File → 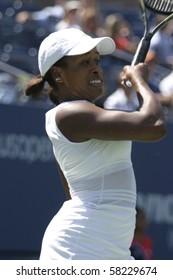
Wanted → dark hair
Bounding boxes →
[25,57,67,105]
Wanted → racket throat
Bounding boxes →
[132,33,152,65]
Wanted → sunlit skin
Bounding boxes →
[45,51,167,143]
[52,48,104,103]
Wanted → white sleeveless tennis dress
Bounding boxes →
[40,101,136,260]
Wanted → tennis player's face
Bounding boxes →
[61,48,104,101]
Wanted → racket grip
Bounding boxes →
[125,34,152,88]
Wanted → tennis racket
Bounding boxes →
[126,0,173,87]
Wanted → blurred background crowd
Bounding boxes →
[1,0,173,119]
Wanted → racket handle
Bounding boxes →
[125,33,152,88]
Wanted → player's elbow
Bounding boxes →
[147,118,167,142]
[138,113,167,142]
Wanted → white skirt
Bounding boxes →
[39,197,135,260]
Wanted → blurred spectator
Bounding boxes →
[80,0,98,8]
[104,13,137,54]
[130,207,153,260]
[0,72,17,104]
[15,0,65,23]
[103,73,139,112]
[145,15,173,69]
[15,0,66,32]
[0,70,29,105]
[156,71,173,117]
[80,6,105,37]
[159,71,173,102]
[55,1,81,31]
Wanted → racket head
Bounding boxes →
[145,0,173,15]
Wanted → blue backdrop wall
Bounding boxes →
[0,104,172,259]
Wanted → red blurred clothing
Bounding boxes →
[131,208,153,260]
[131,234,153,260]
[114,37,129,51]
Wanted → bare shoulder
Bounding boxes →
[55,101,100,123]
[55,101,102,142]
[58,100,98,112]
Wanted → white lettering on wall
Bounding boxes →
[137,192,173,225]
[0,133,54,163]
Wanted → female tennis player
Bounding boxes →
[25,28,166,260]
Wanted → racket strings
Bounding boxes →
[145,0,173,13]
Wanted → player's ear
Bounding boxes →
[51,66,63,83]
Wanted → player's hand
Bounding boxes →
[121,63,149,89]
